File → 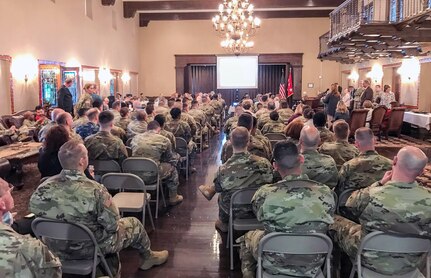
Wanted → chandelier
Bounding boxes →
[212,0,261,55]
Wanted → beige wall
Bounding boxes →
[0,0,139,112]
[138,18,340,96]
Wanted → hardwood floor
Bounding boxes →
[120,133,243,277]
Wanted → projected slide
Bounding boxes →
[217,56,258,89]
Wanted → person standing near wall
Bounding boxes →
[57,78,74,116]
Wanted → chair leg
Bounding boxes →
[99,255,114,278]
[185,156,189,180]
[229,224,234,270]
[349,264,356,278]
[146,202,155,231]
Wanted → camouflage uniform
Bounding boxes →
[164,119,196,153]
[110,110,121,125]
[84,130,128,169]
[254,133,273,159]
[160,129,176,150]
[111,126,126,142]
[127,120,148,138]
[29,170,153,276]
[76,121,100,140]
[188,108,209,143]
[336,150,392,194]
[261,121,286,135]
[74,92,93,116]
[257,111,274,130]
[0,223,62,278]
[301,150,338,189]
[277,108,294,123]
[210,99,223,115]
[221,135,272,163]
[239,174,335,277]
[214,152,273,223]
[130,131,179,196]
[201,103,217,127]
[331,180,431,275]
[318,140,359,170]
[72,117,89,130]
[224,115,238,137]
[155,106,169,116]
[316,126,335,144]
[117,117,131,131]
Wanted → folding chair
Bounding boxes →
[195,123,203,153]
[122,157,166,219]
[257,232,333,278]
[89,160,122,182]
[32,217,114,278]
[228,188,264,270]
[265,133,287,151]
[336,188,355,215]
[175,137,189,180]
[101,173,155,230]
[352,231,431,278]
[126,146,133,157]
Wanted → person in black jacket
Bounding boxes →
[322,83,341,124]
[38,125,93,179]
[57,78,74,115]
[360,80,374,107]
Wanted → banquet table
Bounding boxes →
[403,111,431,131]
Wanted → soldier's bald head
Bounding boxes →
[300,126,320,149]
[396,146,428,178]
[58,140,88,170]
[231,127,249,150]
[273,141,302,171]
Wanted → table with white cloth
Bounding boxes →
[403,111,431,130]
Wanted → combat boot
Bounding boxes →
[169,194,183,206]
[140,250,169,270]
[198,184,216,201]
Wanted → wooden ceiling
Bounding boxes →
[121,0,344,27]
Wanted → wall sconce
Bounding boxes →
[348,69,359,83]
[121,72,131,83]
[366,64,384,84]
[10,54,38,83]
[397,57,420,83]
[98,67,113,84]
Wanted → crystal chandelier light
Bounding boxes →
[212,0,261,55]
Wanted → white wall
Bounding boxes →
[0,0,139,111]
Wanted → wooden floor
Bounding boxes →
[120,133,242,278]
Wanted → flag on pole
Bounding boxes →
[278,69,286,99]
[287,64,294,98]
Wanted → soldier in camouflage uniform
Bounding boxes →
[85,111,128,170]
[335,127,392,195]
[319,120,359,169]
[72,108,89,129]
[56,112,83,142]
[201,95,218,130]
[313,112,335,144]
[165,108,196,154]
[221,114,272,163]
[38,108,64,142]
[110,101,122,125]
[179,101,197,137]
[239,141,335,278]
[198,127,273,232]
[131,121,183,205]
[331,146,431,276]
[299,125,338,189]
[127,110,148,138]
[154,114,177,150]
[209,94,223,126]
[76,108,100,140]
[261,111,286,135]
[257,102,277,130]
[145,103,156,123]
[29,141,168,276]
[252,117,273,158]
[277,100,294,123]
[189,100,210,146]
[73,83,94,117]
[117,107,131,131]
[224,105,243,137]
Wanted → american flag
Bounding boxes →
[278,70,286,99]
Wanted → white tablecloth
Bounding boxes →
[403,111,431,130]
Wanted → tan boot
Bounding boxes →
[198,184,216,201]
[169,194,183,206]
[215,219,228,233]
[140,250,169,270]
[242,270,255,278]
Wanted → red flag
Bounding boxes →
[278,70,286,99]
[287,66,294,98]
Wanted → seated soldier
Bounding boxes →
[313,112,335,145]
[130,121,183,206]
[335,127,392,195]
[299,125,338,189]
[127,110,148,138]
[165,108,196,155]
[0,178,62,277]
[277,100,294,123]
[261,111,285,135]
[75,108,100,140]
[331,146,431,276]
[84,111,128,169]
[110,101,122,125]
[198,127,273,232]
[154,114,176,150]
[30,141,168,276]
[221,113,271,163]
[72,108,89,130]
[56,112,83,142]
[256,102,276,130]
[224,105,243,137]
[38,108,65,142]
[117,107,131,131]
[319,120,359,170]
[239,141,335,278]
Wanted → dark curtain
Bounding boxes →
[188,65,216,94]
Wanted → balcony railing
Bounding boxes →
[329,0,431,41]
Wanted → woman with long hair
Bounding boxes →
[334,101,350,122]
[323,83,341,124]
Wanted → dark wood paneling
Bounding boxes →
[101,0,115,6]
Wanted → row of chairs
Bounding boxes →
[227,188,430,277]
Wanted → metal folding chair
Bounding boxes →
[264,133,287,151]
[257,232,333,278]
[175,137,189,180]
[32,217,114,278]
[122,157,166,219]
[101,173,155,230]
[89,160,122,182]
[195,123,203,153]
[336,188,355,215]
[228,188,264,270]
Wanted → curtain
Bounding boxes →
[189,65,216,94]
